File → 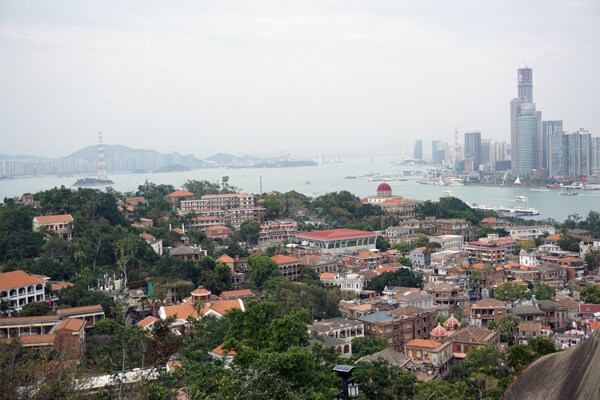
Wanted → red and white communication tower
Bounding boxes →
[97,131,107,181]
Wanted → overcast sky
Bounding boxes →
[1,0,599,158]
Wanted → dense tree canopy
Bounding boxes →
[365,268,423,294]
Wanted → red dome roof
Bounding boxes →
[431,323,447,337]
[377,183,392,192]
[444,315,460,329]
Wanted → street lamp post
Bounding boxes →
[333,365,359,400]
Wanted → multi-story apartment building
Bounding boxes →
[0,270,47,315]
[470,298,508,328]
[538,300,568,331]
[358,307,437,352]
[430,235,463,251]
[32,214,74,241]
[225,207,266,229]
[270,255,302,282]
[259,220,298,243]
[435,219,475,242]
[507,225,555,240]
[180,193,254,211]
[463,241,506,265]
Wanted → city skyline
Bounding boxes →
[1,1,599,158]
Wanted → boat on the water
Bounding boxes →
[516,195,528,203]
[560,191,577,196]
[443,191,454,197]
[467,202,540,216]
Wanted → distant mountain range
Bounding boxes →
[0,145,317,178]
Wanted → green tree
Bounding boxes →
[585,250,600,273]
[507,344,534,372]
[354,360,417,400]
[239,220,260,245]
[514,239,536,255]
[494,282,530,302]
[497,314,521,344]
[350,335,388,361]
[376,235,390,251]
[392,240,411,253]
[465,345,504,377]
[580,285,600,304]
[557,234,581,252]
[18,301,53,317]
[365,268,423,294]
[527,336,557,357]
[181,314,229,362]
[206,262,233,295]
[531,282,555,300]
[248,255,281,290]
[397,257,413,267]
[90,318,122,335]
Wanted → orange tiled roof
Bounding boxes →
[0,315,58,325]
[220,289,253,298]
[58,305,104,316]
[211,344,237,355]
[55,318,86,332]
[18,334,56,345]
[165,190,194,198]
[546,234,561,241]
[270,254,300,264]
[357,251,381,259]
[140,232,155,240]
[320,273,336,279]
[34,214,74,224]
[216,255,235,263]
[209,299,243,316]
[137,316,158,328]
[405,339,443,348]
[192,288,211,296]
[51,282,74,290]
[0,270,46,291]
[206,225,230,231]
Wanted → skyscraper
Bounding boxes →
[510,67,542,176]
[518,67,533,103]
[464,131,482,171]
[480,139,492,167]
[413,140,423,160]
[549,128,592,177]
[542,120,563,169]
[432,140,444,164]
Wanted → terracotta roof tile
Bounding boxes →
[405,339,443,348]
[34,214,73,224]
[55,318,86,332]
[270,254,300,264]
[0,270,46,291]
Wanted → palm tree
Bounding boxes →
[192,298,205,320]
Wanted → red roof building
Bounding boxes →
[32,214,74,241]
[271,255,302,282]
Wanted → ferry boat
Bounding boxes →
[467,203,540,216]
[516,196,528,203]
[443,191,454,197]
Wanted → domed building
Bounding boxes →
[376,183,392,197]
[360,184,423,217]
[431,323,448,340]
[444,315,460,331]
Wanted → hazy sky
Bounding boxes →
[1,1,599,158]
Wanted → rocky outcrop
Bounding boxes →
[503,329,600,400]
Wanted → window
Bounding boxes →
[405,332,412,340]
